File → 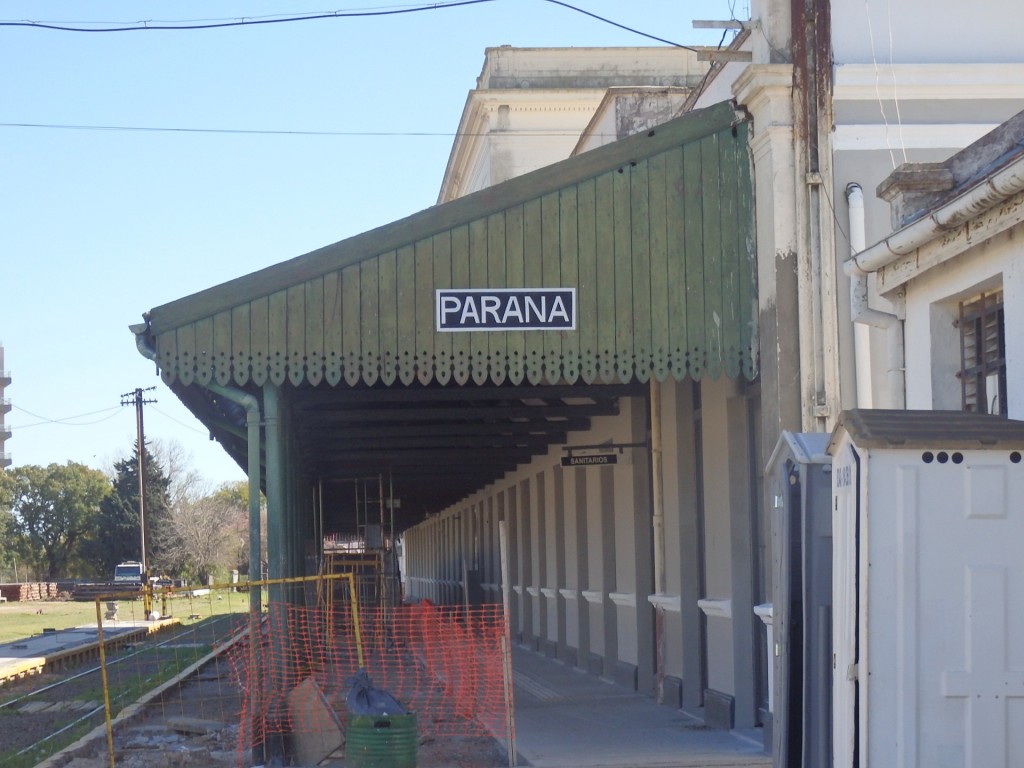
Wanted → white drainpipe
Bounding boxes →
[844,183,905,409]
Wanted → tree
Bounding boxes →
[86,440,172,578]
[151,438,209,509]
[213,480,267,577]
[0,463,111,580]
[157,487,248,584]
[0,483,27,581]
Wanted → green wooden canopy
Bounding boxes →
[144,100,756,389]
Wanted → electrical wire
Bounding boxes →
[150,406,209,435]
[0,1,497,32]
[10,404,125,429]
[0,0,696,50]
[0,122,607,138]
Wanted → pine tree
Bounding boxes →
[89,441,172,578]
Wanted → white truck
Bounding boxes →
[113,561,145,585]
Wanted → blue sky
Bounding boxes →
[1,1,741,487]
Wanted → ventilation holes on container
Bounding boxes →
[952,452,964,464]
[922,452,935,464]
[937,452,950,464]
[1012,451,1022,464]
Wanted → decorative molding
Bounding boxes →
[754,602,774,627]
[512,586,523,595]
[697,598,732,619]
[558,588,579,601]
[647,593,682,613]
[834,63,1024,102]
[704,688,735,730]
[526,586,540,597]
[540,587,558,599]
[833,123,995,153]
[609,591,637,609]
[581,590,604,605]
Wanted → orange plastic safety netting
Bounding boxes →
[229,600,512,758]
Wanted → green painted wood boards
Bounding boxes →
[148,101,756,389]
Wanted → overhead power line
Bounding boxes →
[0,122,608,138]
[0,1,497,31]
[0,0,696,50]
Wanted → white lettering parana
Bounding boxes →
[436,288,576,332]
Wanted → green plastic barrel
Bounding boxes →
[346,712,418,768]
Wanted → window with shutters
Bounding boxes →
[957,290,1006,416]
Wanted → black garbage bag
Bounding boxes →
[345,668,409,716]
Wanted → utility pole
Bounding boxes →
[121,387,157,573]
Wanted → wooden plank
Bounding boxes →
[147,102,741,334]
[305,277,325,386]
[541,190,562,384]
[193,317,214,385]
[717,128,742,379]
[647,150,670,381]
[469,217,490,385]
[487,211,507,385]
[323,271,342,385]
[158,330,178,385]
[287,284,305,386]
[268,290,289,386]
[697,50,752,62]
[692,19,745,28]
[414,238,435,386]
[594,171,616,383]
[575,179,598,384]
[450,224,471,385]
[175,323,196,386]
[359,258,381,386]
[630,158,653,382]
[664,146,689,381]
[522,198,544,385]
[613,163,634,383]
[559,185,580,383]
[700,133,724,378]
[213,310,233,386]
[249,296,270,387]
[377,249,398,386]
[431,230,453,385]
[341,265,361,386]
[736,121,757,380]
[504,203,526,385]
[396,244,417,385]
[231,304,251,386]
[682,140,706,380]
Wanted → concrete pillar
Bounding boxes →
[573,469,590,670]
[732,65,803,477]
[535,471,549,652]
[727,393,758,729]
[508,485,523,642]
[553,466,568,662]
[599,465,618,679]
[631,397,655,694]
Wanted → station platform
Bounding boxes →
[512,646,771,768]
[0,618,178,685]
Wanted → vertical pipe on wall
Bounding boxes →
[846,184,874,408]
[845,183,906,408]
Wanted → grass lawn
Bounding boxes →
[0,591,253,644]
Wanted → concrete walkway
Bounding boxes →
[512,647,771,768]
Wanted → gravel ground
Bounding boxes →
[13,615,508,768]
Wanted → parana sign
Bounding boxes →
[436,288,576,332]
